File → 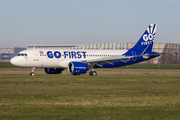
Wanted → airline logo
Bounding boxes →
[47,51,87,59]
[141,24,157,46]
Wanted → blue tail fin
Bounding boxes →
[125,24,157,55]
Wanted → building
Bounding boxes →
[1,42,179,63]
[27,44,80,49]
[27,43,180,64]
[0,47,26,62]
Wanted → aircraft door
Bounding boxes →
[131,51,137,61]
[33,51,39,61]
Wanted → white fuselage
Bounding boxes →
[10,49,127,68]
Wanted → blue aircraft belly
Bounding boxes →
[94,56,158,68]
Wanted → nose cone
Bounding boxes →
[10,57,22,66]
[10,57,17,66]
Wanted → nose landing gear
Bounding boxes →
[30,67,35,76]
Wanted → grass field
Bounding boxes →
[1,62,180,69]
[0,69,180,120]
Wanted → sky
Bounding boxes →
[0,0,180,47]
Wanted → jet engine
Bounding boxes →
[44,68,64,74]
[68,62,88,75]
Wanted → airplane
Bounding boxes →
[10,24,160,76]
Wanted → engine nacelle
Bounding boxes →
[68,62,88,75]
[44,68,64,74]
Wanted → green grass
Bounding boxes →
[0,62,20,68]
[0,69,180,119]
[118,63,180,69]
[1,62,180,69]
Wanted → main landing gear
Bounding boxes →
[89,66,97,76]
[89,71,97,76]
[30,67,35,76]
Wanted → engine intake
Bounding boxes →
[68,62,88,75]
[44,68,64,74]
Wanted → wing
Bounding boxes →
[80,56,131,67]
[137,52,161,58]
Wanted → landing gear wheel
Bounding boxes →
[30,67,35,76]
[89,71,97,76]
[92,71,97,76]
[89,71,93,76]
[30,72,35,76]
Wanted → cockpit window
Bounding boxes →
[17,53,28,56]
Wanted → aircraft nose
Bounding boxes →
[10,57,16,65]
[10,57,19,66]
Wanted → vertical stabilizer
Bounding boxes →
[125,24,157,55]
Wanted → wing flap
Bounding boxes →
[81,56,130,66]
